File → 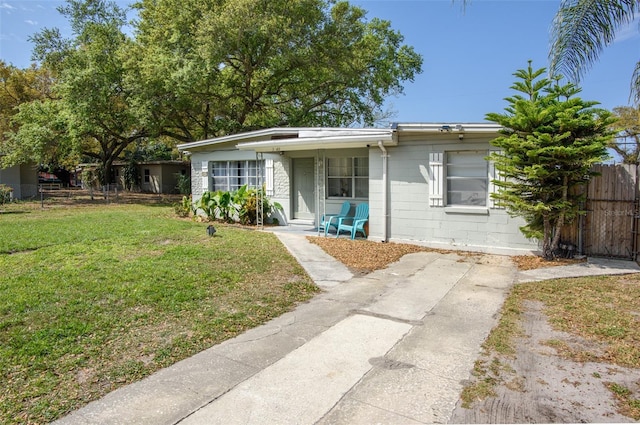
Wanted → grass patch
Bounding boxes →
[0,203,318,423]
[606,382,640,420]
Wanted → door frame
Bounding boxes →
[291,157,316,220]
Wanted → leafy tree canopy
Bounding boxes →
[0,62,56,165]
[5,0,422,181]
[609,105,640,164]
[9,0,150,184]
[131,0,423,141]
[486,61,615,259]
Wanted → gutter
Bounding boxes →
[378,141,389,243]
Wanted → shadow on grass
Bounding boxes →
[0,210,30,215]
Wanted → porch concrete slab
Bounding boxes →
[181,315,412,425]
[517,256,640,282]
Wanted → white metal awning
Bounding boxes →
[236,132,395,152]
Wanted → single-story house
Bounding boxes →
[0,162,39,200]
[177,124,539,255]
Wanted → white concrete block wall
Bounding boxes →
[369,141,538,254]
[186,139,537,253]
[190,159,203,202]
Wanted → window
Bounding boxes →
[446,151,488,206]
[143,169,150,183]
[211,160,263,191]
[327,157,368,198]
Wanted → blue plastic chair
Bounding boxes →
[336,203,368,239]
[321,201,351,236]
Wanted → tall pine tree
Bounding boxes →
[486,61,615,259]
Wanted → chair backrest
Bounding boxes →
[338,201,351,217]
[354,203,368,219]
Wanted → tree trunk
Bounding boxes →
[549,176,569,259]
[542,215,553,260]
[550,210,565,259]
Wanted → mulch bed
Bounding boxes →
[309,236,586,273]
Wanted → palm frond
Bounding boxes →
[549,0,639,82]
[632,59,640,104]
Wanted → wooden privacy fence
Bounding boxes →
[560,164,639,260]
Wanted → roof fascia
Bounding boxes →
[237,132,395,152]
[394,122,502,134]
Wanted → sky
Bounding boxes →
[0,0,638,124]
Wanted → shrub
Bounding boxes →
[0,184,13,204]
[197,185,282,224]
[175,173,191,195]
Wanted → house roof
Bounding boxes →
[176,123,501,153]
[393,122,501,134]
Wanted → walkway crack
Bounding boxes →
[350,309,424,326]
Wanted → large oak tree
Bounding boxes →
[10,0,150,185]
[131,0,423,142]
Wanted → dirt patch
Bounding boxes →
[512,255,587,271]
[450,300,640,423]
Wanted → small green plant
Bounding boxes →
[197,191,218,221]
[606,382,640,420]
[122,160,139,191]
[174,195,192,217]
[237,185,283,225]
[175,173,191,195]
[198,186,282,225]
[0,184,13,204]
[82,168,98,189]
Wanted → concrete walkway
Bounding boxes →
[54,232,640,425]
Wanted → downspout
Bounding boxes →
[378,141,389,242]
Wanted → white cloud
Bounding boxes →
[24,19,38,26]
[0,3,17,10]
[615,18,640,43]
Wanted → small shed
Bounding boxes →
[112,161,190,194]
[0,162,38,199]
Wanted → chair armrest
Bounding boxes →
[353,218,368,227]
[321,213,338,221]
[336,216,354,227]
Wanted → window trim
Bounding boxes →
[326,156,369,200]
[445,150,489,208]
[430,149,501,210]
[210,160,264,192]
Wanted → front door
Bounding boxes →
[292,158,315,220]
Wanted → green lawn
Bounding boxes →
[0,203,318,424]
